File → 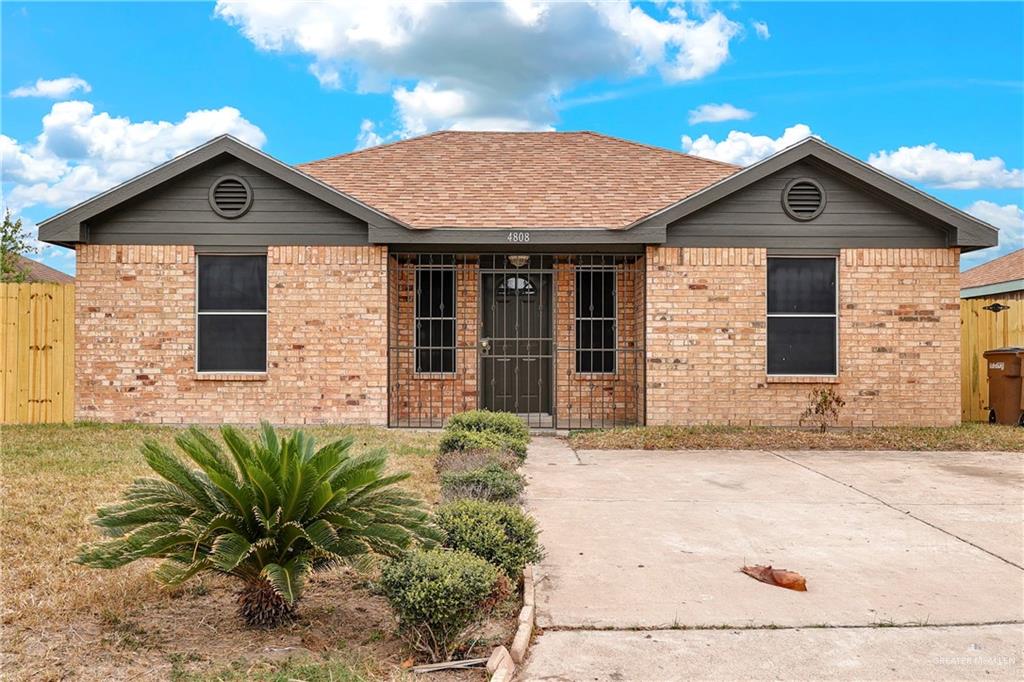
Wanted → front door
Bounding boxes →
[481,263,552,416]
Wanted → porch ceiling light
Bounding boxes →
[508,255,530,268]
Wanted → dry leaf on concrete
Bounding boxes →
[741,565,807,591]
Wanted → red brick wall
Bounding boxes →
[388,256,479,427]
[645,246,960,427]
[554,257,644,428]
[75,244,388,424]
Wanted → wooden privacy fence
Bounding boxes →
[1,283,75,424]
[960,292,1024,422]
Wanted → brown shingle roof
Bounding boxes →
[13,255,74,283]
[961,249,1024,290]
[298,131,739,228]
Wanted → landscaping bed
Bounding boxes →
[569,423,1024,452]
[1,421,532,681]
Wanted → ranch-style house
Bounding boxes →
[37,132,998,428]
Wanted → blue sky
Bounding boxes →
[2,1,1022,274]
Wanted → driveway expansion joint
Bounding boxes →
[539,619,1024,633]
[765,450,1024,572]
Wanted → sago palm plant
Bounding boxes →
[77,422,440,627]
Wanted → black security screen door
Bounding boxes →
[387,252,645,429]
[481,255,553,418]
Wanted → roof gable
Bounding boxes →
[299,131,738,229]
[631,137,999,251]
[37,136,407,246]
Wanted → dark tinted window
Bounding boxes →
[767,317,837,375]
[576,268,616,373]
[198,256,266,311]
[198,314,267,372]
[415,263,456,373]
[576,269,615,318]
[576,320,615,373]
[767,256,837,376]
[197,255,267,372]
[416,268,455,318]
[767,257,836,314]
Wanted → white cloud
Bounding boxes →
[966,200,1023,234]
[9,76,92,99]
[215,0,743,138]
[868,144,1023,190]
[961,200,1024,270]
[2,101,266,213]
[355,119,386,149]
[752,20,770,40]
[688,102,754,124]
[1,134,67,184]
[681,123,817,166]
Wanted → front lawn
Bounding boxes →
[0,423,489,681]
[569,423,1024,451]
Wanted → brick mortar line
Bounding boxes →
[766,450,1024,572]
[540,619,1024,633]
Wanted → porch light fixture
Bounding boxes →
[983,302,1010,313]
[507,255,530,268]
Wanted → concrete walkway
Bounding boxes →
[521,437,1024,681]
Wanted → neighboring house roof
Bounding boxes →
[36,135,409,246]
[299,131,739,229]
[961,248,1024,298]
[12,254,74,283]
[630,137,998,251]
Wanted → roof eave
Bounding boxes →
[961,279,1024,298]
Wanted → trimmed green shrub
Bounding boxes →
[435,500,543,578]
[445,410,529,442]
[441,464,525,503]
[380,549,506,662]
[435,448,520,475]
[438,428,527,460]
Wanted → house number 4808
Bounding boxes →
[507,231,530,243]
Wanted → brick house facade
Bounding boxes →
[40,133,996,428]
[76,244,389,424]
[646,246,961,427]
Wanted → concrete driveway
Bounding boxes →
[521,438,1024,681]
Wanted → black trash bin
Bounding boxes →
[983,347,1024,426]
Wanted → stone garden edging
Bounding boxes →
[487,564,537,681]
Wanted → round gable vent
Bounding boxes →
[209,175,253,218]
[782,178,826,221]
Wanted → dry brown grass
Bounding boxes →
[0,423,496,681]
[569,423,1024,452]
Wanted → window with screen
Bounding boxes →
[576,267,616,373]
[767,257,837,376]
[196,255,267,373]
[415,255,456,373]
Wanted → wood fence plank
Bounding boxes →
[0,286,6,423]
[64,284,75,421]
[15,285,31,423]
[49,285,64,423]
[2,285,18,423]
[30,283,45,423]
